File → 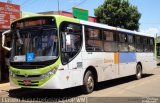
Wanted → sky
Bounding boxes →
[1,0,160,36]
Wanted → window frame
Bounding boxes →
[149,37,154,52]
[128,34,136,52]
[118,32,128,43]
[85,25,103,52]
[117,31,129,52]
[135,35,143,52]
[103,29,118,52]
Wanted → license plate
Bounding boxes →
[23,80,31,85]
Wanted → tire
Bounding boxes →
[83,70,95,94]
[136,63,142,80]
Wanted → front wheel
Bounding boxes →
[136,63,142,80]
[82,70,95,94]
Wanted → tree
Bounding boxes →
[94,0,141,31]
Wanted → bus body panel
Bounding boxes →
[81,52,128,82]
[40,69,83,89]
[118,53,137,77]
[81,52,105,82]
[136,53,157,73]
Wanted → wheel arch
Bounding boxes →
[83,66,98,83]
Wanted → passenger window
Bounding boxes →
[150,38,154,45]
[118,43,128,52]
[103,31,114,41]
[136,36,141,44]
[143,37,148,44]
[118,32,128,52]
[135,36,143,52]
[136,44,143,52]
[85,26,103,52]
[128,35,134,43]
[128,35,136,52]
[119,33,127,42]
[144,45,150,52]
[103,30,117,52]
[104,42,117,51]
[150,38,154,52]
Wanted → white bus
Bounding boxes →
[2,15,157,94]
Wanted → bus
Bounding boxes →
[2,15,157,94]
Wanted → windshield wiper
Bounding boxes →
[16,30,23,45]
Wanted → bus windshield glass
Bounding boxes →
[11,17,58,62]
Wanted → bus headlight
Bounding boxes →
[41,67,58,79]
[9,70,13,76]
[9,70,16,77]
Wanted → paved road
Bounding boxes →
[0,68,160,103]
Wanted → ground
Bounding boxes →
[0,67,160,103]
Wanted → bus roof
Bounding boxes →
[80,20,154,38]
[11,15,154,38]
[11,15,80,26]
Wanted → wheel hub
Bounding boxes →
[87,76,94,89]
[137,65,141,77]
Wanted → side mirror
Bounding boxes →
[2,30,12,51]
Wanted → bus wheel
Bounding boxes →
[83,70,95,94]
[136,63,142,80]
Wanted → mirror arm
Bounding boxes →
[2,30,12,51]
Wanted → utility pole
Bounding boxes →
[7,0,12,3]
[57,0,60,14]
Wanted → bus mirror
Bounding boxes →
[2,30,12,51]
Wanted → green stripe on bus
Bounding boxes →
[54,15,80,27]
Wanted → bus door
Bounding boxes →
[60,22,83,86]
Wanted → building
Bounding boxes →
[0,2,20,82]
[156,36,160,57]
[38,11,97,22]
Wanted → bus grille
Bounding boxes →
[16,74,41,78]
[18,80,39,86]
[12,65,45,69]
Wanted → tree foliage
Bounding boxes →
[94,0,141,31]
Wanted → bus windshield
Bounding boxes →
[11,28,58,62]
[11,17,58,62]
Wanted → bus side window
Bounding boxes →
[118,32,128,52]
[136,36,143,52]
[85,26,102,52]
[143,37,150,52]
[128,34,136,52]
[103,30,117,52]
[150,38,154,52]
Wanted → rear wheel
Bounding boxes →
[83,70,95,94]
[136,63,142,80]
